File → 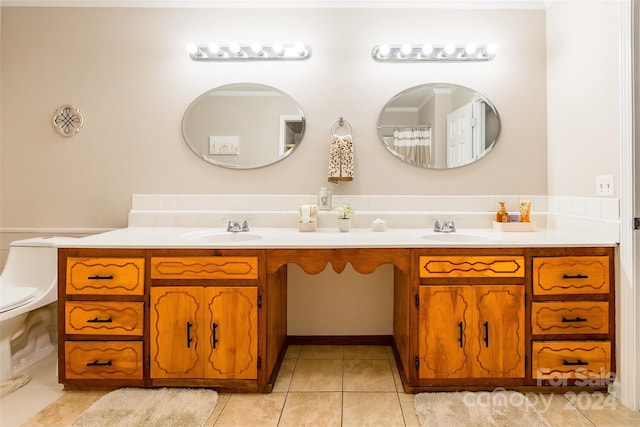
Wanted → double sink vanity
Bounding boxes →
[57,221,616,394]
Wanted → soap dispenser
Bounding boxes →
[318,187,332,210]
[496,201,509,223]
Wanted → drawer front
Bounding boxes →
[533,256,609,295]
[65,302,144,336]
[532,341,611,379]
[151,256,259,280]
[531,302,609,335]
[66,257,145,295]
[65,341,143,380]
[419,256,525,278]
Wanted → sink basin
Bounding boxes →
[421,233,491,243]
[181,230,263,243]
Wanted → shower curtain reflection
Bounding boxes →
[392,127,431,168]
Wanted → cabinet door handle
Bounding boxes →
[562,316,587,323]
[186,322,193,348]
[87,275,114,280]
[212,323,219,349]
[483,321,489,348]
[563,274,588,280]
[563,359,589,366]
[87,317,113,323]
[457,322,464,348]
[86,360,112,367]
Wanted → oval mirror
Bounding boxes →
[182,83,305,169]
[377,83,500,169]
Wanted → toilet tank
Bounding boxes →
[2,237,77,290]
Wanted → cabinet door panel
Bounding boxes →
[204,287,258,379]
[150,287,203,378]
[473,286,525,378]
[419,286,473,378]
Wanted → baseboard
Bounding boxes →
[286,335,393,346]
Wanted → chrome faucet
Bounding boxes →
[227,220,250,232]
[434,220,456,233]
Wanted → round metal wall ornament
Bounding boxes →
[52,104,84,137]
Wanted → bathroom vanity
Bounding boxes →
[57,228,615,393]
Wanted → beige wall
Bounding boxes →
[546,0,621,197]
[1,7,547,230]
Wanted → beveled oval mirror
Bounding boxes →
[377,83,500,169]
[182,83,305,169]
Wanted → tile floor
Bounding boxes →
[2,345,640,426]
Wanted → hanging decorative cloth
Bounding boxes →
[328,118,354,183]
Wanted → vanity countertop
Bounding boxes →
[58,226,618,249]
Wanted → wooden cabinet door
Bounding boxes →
[472,286,525,378]
[204,287,258,379]
[419,286,473,378]
[150,287,203,378]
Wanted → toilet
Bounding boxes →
[0,236,77,380]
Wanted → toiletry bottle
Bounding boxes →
[318,187,331,210]
[496,201,509,223]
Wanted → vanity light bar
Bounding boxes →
[186,42,312,61]
[371,43,497,62]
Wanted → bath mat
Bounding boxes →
[414,390,551,427]
[0,373,30,398]
[69,387,218,427]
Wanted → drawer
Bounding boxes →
[533,256,609,295]
[419,255,525,278]
[532,341,611,379]
[531,302,609,335]
[65,302,144,336]
[151,256,259,280]
[65,341,143,380]
[66,257,145,295]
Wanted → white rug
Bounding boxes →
[0,373,30,398]
[69,387,218,427]
[414,390,551,427]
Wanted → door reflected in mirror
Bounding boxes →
[377,83,500,169]
[182,83,305,169]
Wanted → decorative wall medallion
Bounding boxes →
[52,104,84,137]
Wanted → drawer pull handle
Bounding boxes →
[87,317,113,323]
[212,323,219,349]
[483,321,490,348]
[563,359,589,366]
[563,274,588,280]
[186,322,193,348]
[457,322,464,348]
[86,360,112,367]
[562,316,587,323]
[87,275,114,280]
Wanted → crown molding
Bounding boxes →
[0,0,546,9]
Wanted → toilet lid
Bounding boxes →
[0,285,37,313]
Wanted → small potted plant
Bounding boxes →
[336,203,355,232]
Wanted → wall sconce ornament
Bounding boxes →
[372,43,497,62]
[186,41,311,61]
[52,104,84,137]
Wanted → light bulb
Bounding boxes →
[229,42,242,56]
[273,42,284,56]
[208,42,221,56]
[464,42,478,56]
[421,44,433,56]
[294,41,306,56]
[485,43,498,55]
[443,43,456,57]
[186,43,199,55]
[378,44,391,57]
[251,42,263,55]
[400,44,412,57]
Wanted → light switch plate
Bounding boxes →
[596,175,614,196]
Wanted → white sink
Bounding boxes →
[180,230,263,243]
[421,233,492,243]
